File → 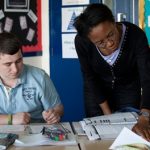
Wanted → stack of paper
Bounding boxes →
[14,132,77,147]
[109,127,150,149]
[79,112,138,140]
[14,123,77,147]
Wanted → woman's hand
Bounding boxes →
[132,115,150,141]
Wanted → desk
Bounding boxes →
[1,123,79,150]
[72,122,113,150]
[78,136,113,150]
[9,145,79,150]
[3,123,113,150]
[10,139,112,150]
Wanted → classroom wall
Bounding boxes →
[23,0,142,122]
[24,0,50,75]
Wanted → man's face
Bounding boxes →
[0,50,23,81]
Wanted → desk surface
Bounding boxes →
[4,123,79,150]
[4,123,114,150]
[9,145,79,150]
[72,121,113,150]
[78,136,113,150]
[9,136,113,150]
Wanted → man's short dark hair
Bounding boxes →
[0,32,22,55]
[73,3,115,38]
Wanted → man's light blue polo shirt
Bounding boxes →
[0,64,61,122]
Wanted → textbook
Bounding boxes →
[79,112,138,140]
[0,133,18,150]
[14,123,77,147]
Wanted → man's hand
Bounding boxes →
[12,112,31,125]
[132,115,150,141]
[42,109,61,124]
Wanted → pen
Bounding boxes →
[58,123,71,134]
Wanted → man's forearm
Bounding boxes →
[99,100,111,115]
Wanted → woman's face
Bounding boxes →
[88,21,121,56]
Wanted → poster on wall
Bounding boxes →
[0,0,42,56]
[62,0,89,6]
[144,0,150,45]
[62,7,84,32]
[62,33,78,58]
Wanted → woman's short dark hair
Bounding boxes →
[73,3,115,38]
[0,32,22,55]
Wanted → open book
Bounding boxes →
[80,112,138,140]
[14,123,77,147]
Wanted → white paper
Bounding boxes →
[95,124,134,140]
[27,124,65,134]
[109,127,150,149]
[27,9,37,23]
[62,7,84,32]
[19,16,27,30]
[15,133,77,146]
[4,17,13,32]
[0,145,6,150]
[83,112,138,125]
[14,123,77,146]
[26,28,35,42]
[0,10,5,20]
[15,133,49,146]
[62,0,89,5]
[62,33,78,58]
[80,112,138,140]
[15,134,77,146]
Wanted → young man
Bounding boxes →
[74,3,150,140]
[0,32,63,125]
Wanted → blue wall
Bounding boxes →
[49,0,139,121]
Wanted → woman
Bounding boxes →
[74,3,150,141]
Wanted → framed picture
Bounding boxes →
[4,0,30,12]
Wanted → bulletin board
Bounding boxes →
[0,0,42,56]
[144,0,150,45]
[139,0,150,46]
